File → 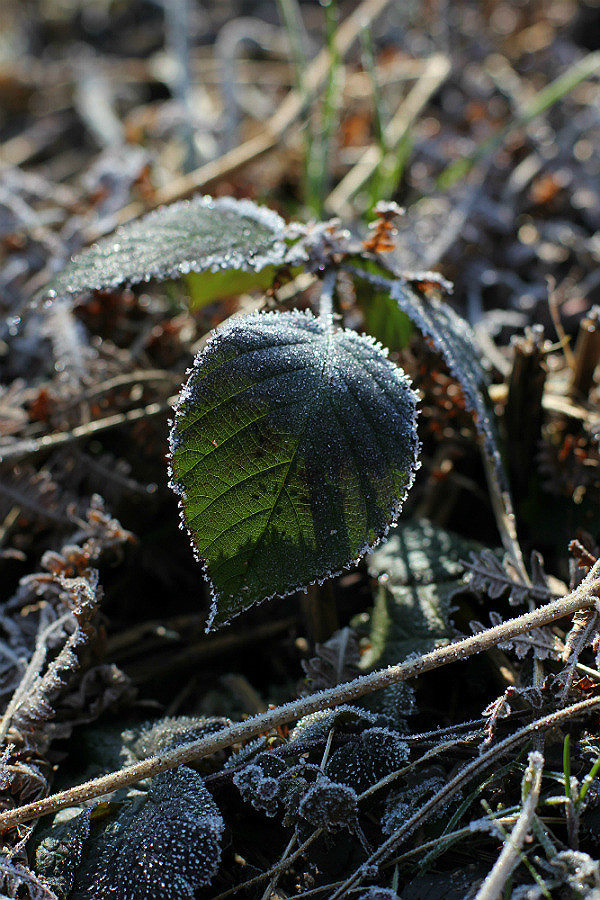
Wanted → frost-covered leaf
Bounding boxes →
[34,809,91,900]
[233,752,288,817]
[390,276,507,494]
[298,776,358,830]
[169,308,420,628]
[43,196,290,300]
[471,610,558,660]
[326,727,410,794]
[123,714,232,763]
[464,548,552,606]
[361,521,478,667]
[75,767,224,899]
[357,889,401,900]
[32,718,228,900]
[382,770,455,835]
[300,626,362,693]
[290,705,382,744]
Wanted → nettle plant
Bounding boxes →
[13,196,600,899]
[45,195,504,630]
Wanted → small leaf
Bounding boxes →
[43,196,291,300]
[389,276,507,494]
[35,809,91,900]
[356,285,414,353]
[326,727,409,793]
[185,266,279,309]
[169,309,420,629]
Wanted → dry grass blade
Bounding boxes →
[117,0,395,224]
[325,53,451,218]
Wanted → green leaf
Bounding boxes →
[361,520,481,667]
[388,277,507,495]
[356,285,414,353]
[185,266,278,309]
[169,309,420,629]
[43,196,291,300]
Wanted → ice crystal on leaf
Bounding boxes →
[298,776,358,830]
[42,195,290,300]
[326,727,410,793]
[34,808,91,900]
[124,714,232,761]
[290,705,382,744]
[357,889,401,900]
[169,308,420,628]
[78,767,224,899]
[232,753,288,816]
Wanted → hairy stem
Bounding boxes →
[1,560,599,831]
[475,751,544,900]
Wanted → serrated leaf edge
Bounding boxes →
[168,308,421,631]
[43,195,295,301]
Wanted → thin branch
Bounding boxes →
[0,398,175,464]
[1,560,599,830]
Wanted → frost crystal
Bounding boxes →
[357,889,401,900]
[326,727,410,793]
[233,762,281,816]
[297,776,358,830]
[42,195,290,300]
[88,767,224,899]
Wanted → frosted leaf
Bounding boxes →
[301,626,362,693]
[169,308,420,629]
[224,736,269,769]
[471,610,558,660]
[42,195,290,300]
[360,679,416,725]
[124,714,232,761]
[297,776,358,830]
[362,521,475,667]
[34,808,91,900]
[357,889,401,900]
[290,705,381,744]
[233,764,280,816]
[84,767,224,899]
[389,277,507,495]
[464,548,553,607]
[382,772,454,835]
[326,727,409,793]
[232,753,288,816]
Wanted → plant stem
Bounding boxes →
[1,560,599,831]
[318,269,337,324]
[474,751,544,900]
